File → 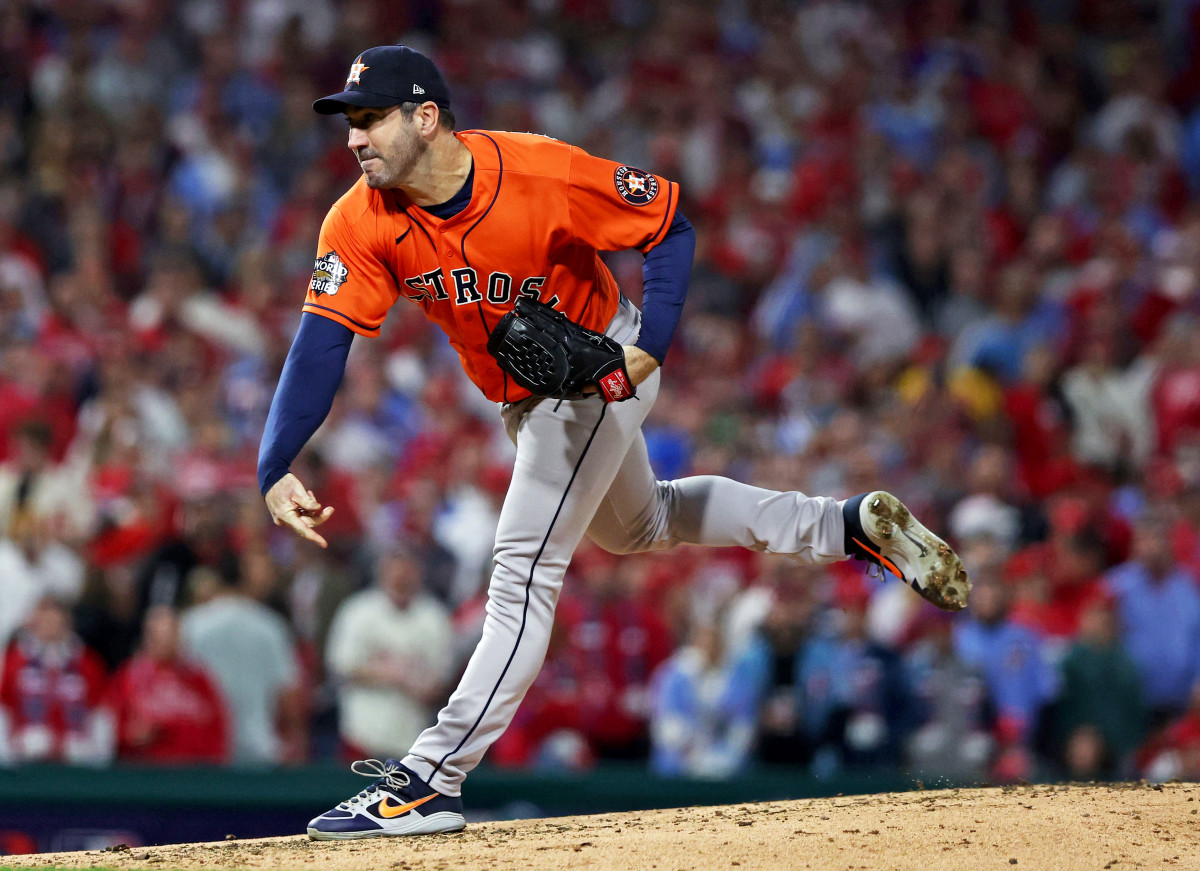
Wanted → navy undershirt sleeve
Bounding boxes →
[635,210,695,364]
[257,313,354,496]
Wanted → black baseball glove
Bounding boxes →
[486,296,636,402]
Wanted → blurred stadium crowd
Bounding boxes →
[3,0,1200,787]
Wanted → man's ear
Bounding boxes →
[420,102,441,136]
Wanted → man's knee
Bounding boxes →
[589,482,674,555]
[490,545,568,602]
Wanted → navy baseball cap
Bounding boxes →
[313,45,451,115]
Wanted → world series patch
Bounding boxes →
[311,251,349,296]
[613,166,659,206]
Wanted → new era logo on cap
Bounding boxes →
[413,84,425,95]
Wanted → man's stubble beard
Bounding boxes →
[364,125,428,190]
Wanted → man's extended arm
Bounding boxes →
[625,210,696,382]
[257,313,355,547]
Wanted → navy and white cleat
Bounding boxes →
[307,758,466,840]
[843,491,971,611]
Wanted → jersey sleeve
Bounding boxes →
[566,146,679,254]
[302,204,399,337]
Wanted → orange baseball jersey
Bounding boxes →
[303,130,680,403]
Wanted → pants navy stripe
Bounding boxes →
[430,403,609,778]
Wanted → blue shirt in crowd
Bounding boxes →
[1105,561,1200,710]
[650,642,766,778]
[954,618,1056,738]
[797,634,909,765]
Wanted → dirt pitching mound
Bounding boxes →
[9,783,1199,871]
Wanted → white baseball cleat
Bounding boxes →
[843,491,971,611]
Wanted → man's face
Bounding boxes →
[29,599,71,645]
[1133,521,1172,574]
[345,104,426,189]
[378,553,421,610]
[970,581,1007,625]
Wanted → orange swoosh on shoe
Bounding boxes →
[853,537,904,581]
[378,793,438,819]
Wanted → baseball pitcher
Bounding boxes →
[257,45,971,840]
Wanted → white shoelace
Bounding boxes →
[336,759,412,810]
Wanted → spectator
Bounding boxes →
[325,547,453,760]
[1105,511,1200,723]
[1006,496,1113,640]
[107,605,229,764]
[816,237,921,367]
[1062,723,1111,781]
[798,589,911,775]
[180,551,305,766]
[0,512,85,651]
[1048,595,1145,778]
[0,596,112,765]
[379,475,458,607]
[949,260,1067,384]
[135,496,230,621]
[948,445,1024,554]
[934,245,991,342]
[905,611,993,781]
[1150,314,1200,458]
[73,565,143,672]
[954,576,1057,779]
[1060,335,1156,473]
[0,419,93,543]
[1141,681,1200,781]
[1023,529,1109,642]
[741,571,820,766]
[434,438,504,609]
[1002,344,1078,499]
[561,549,674,761]
[649,617,764,778]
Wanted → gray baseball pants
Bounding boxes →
[403,301,846,795]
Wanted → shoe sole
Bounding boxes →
[307,812,466,840]
[864,492,971,611]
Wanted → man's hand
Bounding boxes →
[265,473,335,548]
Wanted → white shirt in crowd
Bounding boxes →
[325,588,453,758]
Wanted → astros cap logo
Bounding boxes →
[345,56,370,88]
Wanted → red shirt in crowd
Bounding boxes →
[107,655,229,764]
[1003,382,1077,498]
[1006,538,1106,639]
[0,635,108,760]
[1153,364,1200,456]
[557,592,675,753]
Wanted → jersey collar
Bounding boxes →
[394,131,497,230]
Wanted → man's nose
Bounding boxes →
[347,126,367,151]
